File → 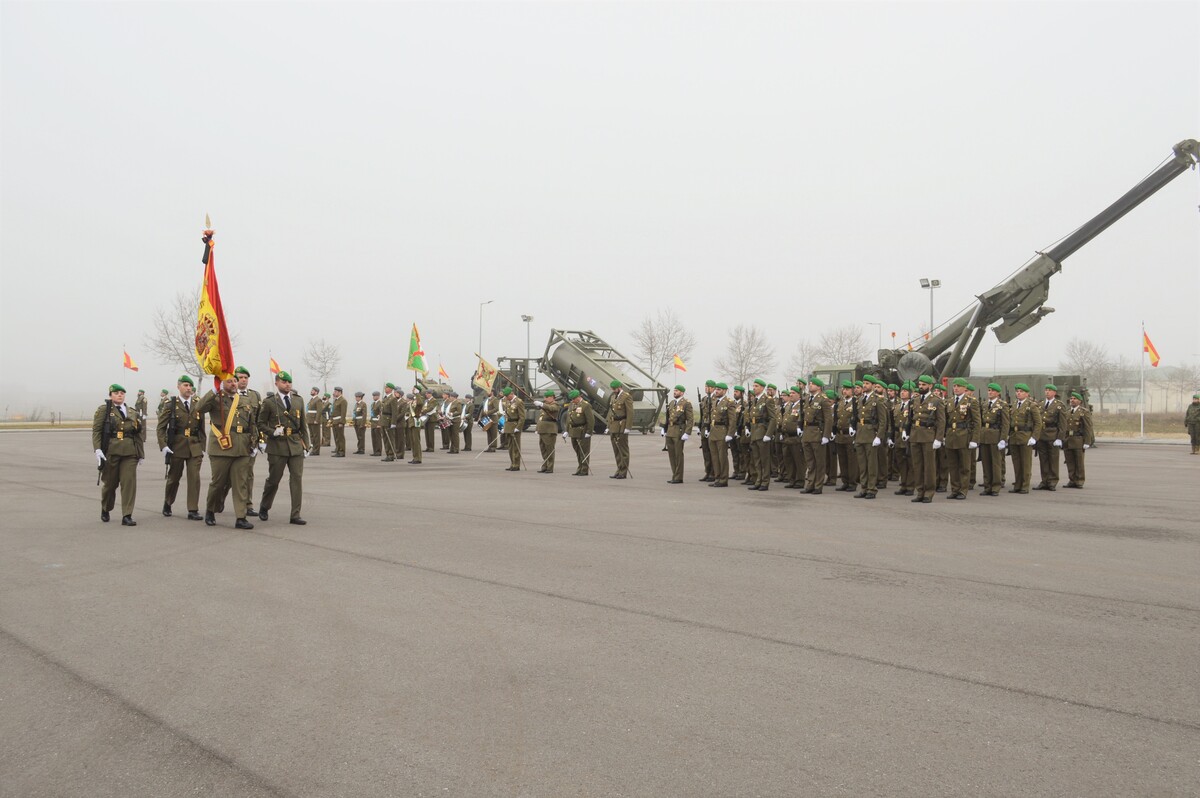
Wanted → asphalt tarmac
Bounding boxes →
[1,430,1197,797]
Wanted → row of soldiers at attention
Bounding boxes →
[678,375,1095,500]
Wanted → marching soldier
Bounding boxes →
[801,377,833,493]
[156,388,170,415]
[892,382,915,496]
[748,379,778,491]
[306,387,323,456]
[663,384,694,484]
[978,382,1010,496]
[379,383,398,462]
[607,380,635,479]
[196,374,258,529]
[502,387,525,471]
[1188,393,1200,455]
[707,382,736,487]
[92,383,143,525]
[1063,391,1094,488]
[909,375,946,504]
[564,390,594,475]
[369,390,383,456]
[158,375,205,520]
[533,390,560,472]
[698,380,715,481]
[353,391,368,454]
[852,376,888,499]
[944,377,981,500]
[256,370,309,525]
[134,389,149,441]
[320,393,332,447]
[1035,384,1067,491]
[329,387,348,457]
[833,380,858,491]
[234,367,263,516]
[780,386,805,488]
[1008,383,1042,494]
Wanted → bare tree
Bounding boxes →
[785,339,819,384]
[813,325,869,365]
[629,308,698,381]
[1060,337,1115,410]
[144,288,205,380]
[302,339,342,391]
[714,324,776,388]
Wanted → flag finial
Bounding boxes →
[204,213,211,229]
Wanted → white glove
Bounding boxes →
[763,435,772,442]
[389,424,396,429]
[303,449,310,458]
[461,421,467,430]
[250,448,258,458]
[998,440,1007,450]
[724,435,733,442]
[258,441,267,452]
[1027,437,1036,446]
[933,439,943,450]
[138,458,144,465]
[1053,439,1062,448]
[849,427,856,437]
[821,437,829,445]
[95,449,106,465]
[872,436,881,447]
[273,426,284,437]
[604,427,609,434]
[681,433,689,441]
[562,432,568,439]
[161,446,173,455]
[968,441,978,450]
[1083,443,1090,450]
[887,439,895,448]
[584,433,591,439]
[534,401,543,408]
[420,415,428,424]
[901,431,909,442]
[703,430,709,438]
[660,430,665,437]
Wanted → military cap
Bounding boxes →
[385,382,395,389]
[788,386,801,394]
[160,388,169,394]
[753,378,766,387]
[502,387,513,395]
[137,389,145,394]
[355,391,364,397]
[372,390,380,396]
[1194,393,1200,399]
[824,389,837,399]
[1045,383,1058,392]
[918,375,935,385]
[1014,382,1030,392]
[809,376,825,388]
[888,383,899,390]
[1071,391,1083,400]
[177,375,195,387]
[544,390,555,397]
[966,383,976,392]
[609,379,622,388]
[234,366,250,376]
[674,384,686,392]
[312,386,320,392]
[323,393,330,398]
[109,383,125,393]
[334,386,343,392]
[568,389,581,399]
[951,377,969,387]
[841,379,853,389]
[767,383,777,390]
[868,375,883,386]
[987,382,1002,392]
[715,382,728,390]
[901,381,913,391]
[733,385,745,393]
[704,379,717,387]
[854,380,864,387]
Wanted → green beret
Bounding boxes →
[178,375,195,387]
[753,378,766,387]
[715,382,728,390]
[952,377,969,387]
[108,383,125,393]
[767,383,777,390]
[918,375,934,384]
[502,387,513,395]
[1014,383,1030,392]
[674,384,686,392]
[609,380,621,388]
[1044,383,1057,392]
[234,366,250,376]
[888,383,899,390]
[854,380,863,387]
[568,389,581,399]
[1071,391,1082,400]
[323,393,330,398]
[966,383,976,392]
[544,390,555,397]
[276,371,292,382]
[987,382,1002,392]
[1194,393,1200,399]
[733,385,745,393]
[809,376,825,388]
[824,389,837,399]
[385,382,396,389]
[788,386,801,394]
[160,388,169,394]
[841,379,853,389]
[901,381,913,391]
[704,379,716,387]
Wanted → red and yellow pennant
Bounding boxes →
[269,357,281,375]
[438,363,450,380]
[673,354,687,372]
[1143,331,1160,368]
[122,350,139,371]
[195,221,235,383]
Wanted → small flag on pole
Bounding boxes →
[438,363,450,380]
[269,357,281,376]
[123,351,139,371]
[1143,331,1161,367]
[673,354,687,372]
[406,324,428,375]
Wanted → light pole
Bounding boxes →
[919,278,941,335]
[478,300,493,356]
[521,315,534,381]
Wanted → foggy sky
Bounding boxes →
[2,0,1197,415]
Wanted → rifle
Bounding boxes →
[98,400,113,485]
[165,397,180,478]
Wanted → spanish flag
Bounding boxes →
[1143,331,1160,368]
[406,324,427,375]
[438,363,450,380]
[269,357,281,376]
[122,351,139,372]
[195,223,235,382]
[673,354,687,372]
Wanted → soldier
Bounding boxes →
[92,383,142,525]
[976,383,1010,496]
[421,389,439,452]
[607,379,635,479]
[730,386,749,481]
[256,371,309,525]
[462,391,474,452]
[158,375,205,520]
[892,382,915,496]
[1007,383,1042,494]
[403,391,422,464]
[437,391,452,450]
[1063,391,1094,488]
[379,383,398,462]
[134,389,149,441]
[482,388,503,452]
[801,377,833,493]
[824,388,839,485]
[196,374,258,529]
[767,384,785,481]
[533,390,560,472]
[306,387,323,456]
[943,377,981,500]
[369,390,383,456]
[932,383,950,492]
[663,384,694,484]
[156,388,170,415]
[909,375,946,504]
[697,380,715,481]
[747,379,778,491]
[885,383,901,480]
[446,391,465,454]
[707,382,736,487]
[780,386,805,488]
[564,390,594,475]
[1188,393,1200,455]
[852,376,888,499]
[328,387,348,457]
[216,366,262,518]
[1035,384,1067,491]
[876,382,894,491]
[502,387,525,471]
[352,391,368,454]
[833,380,858,492]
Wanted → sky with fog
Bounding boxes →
[1,0,1197,415]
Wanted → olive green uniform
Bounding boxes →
[780,397,804,487]
[853,391,888,497]
[945,391,982,497]
[892,397,914,494]
[909,389,946,501]
[608,388,635,477]
[1036,397,1067,489]
[707,395,737,486]
[833,396,858,490]
[330,394,348,455]
[379,391,399,461]
[697,391,714,479]
[134,393,149,442]
[483,395,502,452]
[664,396,694,483]
[801,392,834,492]
[978,396,1010,495]
[158,395,205,514]
[257,391,310,520]
[370,399,383,455]
[422,396,439,452]
[1007,397,1043,493]
[306,395,323,455]
[353,398,367,454]
[93,401,143,518]
[1187,400,1200,453]
[1063,404,1095,487]
[196,389,258,521]
[536,399,560,472]
[567,399,595,474]
[238,388,262,512]
[749,391,778,489]
[503,396,526,469]
[404,396,422,463]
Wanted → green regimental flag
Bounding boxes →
[407,323,428,376]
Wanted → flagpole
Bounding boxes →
[1140,321,1145,440]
